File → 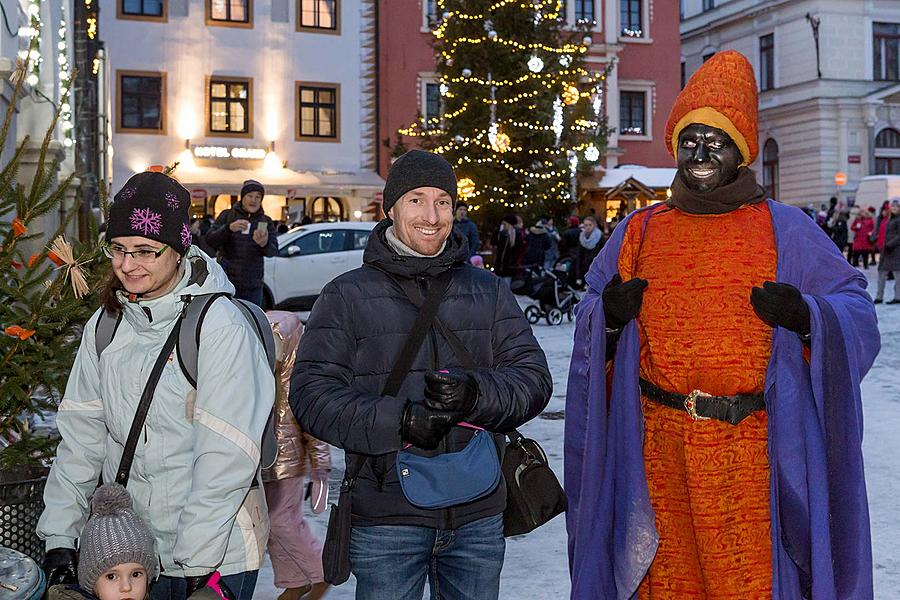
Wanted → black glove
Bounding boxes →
[602,274,649,331]
[401,401,459,450]
[750,281,811,336]
[43,547,78,587]
[185,574,211,599]
[424,370,478,416]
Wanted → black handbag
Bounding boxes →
[396,277,567,537]
[322,269,453,585]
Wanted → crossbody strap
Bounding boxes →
[342,268,454,486]
[393,275,527,443]
[114,317,183,487]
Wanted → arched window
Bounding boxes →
[311,196,345,222]
[875,128,900,174]
[762,138,779,200]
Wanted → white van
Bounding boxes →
[854,175,900,212]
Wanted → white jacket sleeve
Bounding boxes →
[37,312,107,551]
[172,321,275,575]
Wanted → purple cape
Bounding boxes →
[565,200,880,599]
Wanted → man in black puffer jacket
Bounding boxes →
[205,179,278,306]
[290,150,551,600]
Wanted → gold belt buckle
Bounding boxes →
[684,390,712,421]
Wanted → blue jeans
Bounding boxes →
[150,570,258,600]
[349,514,505,600]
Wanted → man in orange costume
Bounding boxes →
[565,51,879,599]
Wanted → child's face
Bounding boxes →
[93,563,148,600]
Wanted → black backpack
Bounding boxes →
[94,256,278,469]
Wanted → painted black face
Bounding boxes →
[676,124,742,193]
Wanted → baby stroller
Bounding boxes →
[511,261,578,326]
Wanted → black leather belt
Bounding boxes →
[639,378,766,426]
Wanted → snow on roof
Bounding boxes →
[596,167,677,190]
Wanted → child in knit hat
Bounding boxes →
[48,483,158,600]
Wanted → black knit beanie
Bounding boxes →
[241,179,265,198]
[383,150,457,214]
[106,171,192,255]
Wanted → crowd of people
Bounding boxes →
[33,48,887,600]
[809,196,900,304]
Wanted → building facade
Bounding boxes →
[101,0,383,223]
[682,0,900,208]
[0,0,78,243]
[377,0,681,221]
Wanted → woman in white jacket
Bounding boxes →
[37,172,275,600]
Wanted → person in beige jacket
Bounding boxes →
[263,311,331,600]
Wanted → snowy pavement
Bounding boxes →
[254,272,900,599]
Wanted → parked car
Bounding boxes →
[263,221,376,311]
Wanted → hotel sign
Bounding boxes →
[192,145,267,160]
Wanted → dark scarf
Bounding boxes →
[668,167,768,215]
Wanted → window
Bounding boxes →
[680,62,686,89]
[207,0,251,26]
[703,52,715,63]
[620,0,642,37]
[424,82,441,125]
[557,0,566,20]
[117,71,165,133]
[702,0,715,11]
[619,91,645,136]
[874,23,900,81]
[296,83,339,141]
[299,0,338,32]
[762,139,779,199]
[575,0,594,23]
[284,229,347,256]
[351,230,371,250]
[310,197,345,222]
[875,128,900,174]
[208,78,251,136]
[760,34,774,91]
[119,0,165,19]
[425,0,438,27]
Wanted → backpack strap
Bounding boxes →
[94,309,123,361]
[175,293,276,388]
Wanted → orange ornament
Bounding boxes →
[27,254,40,268]
[47,250,65,267]
[11,217,26,238]
[5,325,36,340]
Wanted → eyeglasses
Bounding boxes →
[102,245,168,264]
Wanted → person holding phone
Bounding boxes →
[206,180,278,306]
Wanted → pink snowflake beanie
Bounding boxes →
[107,171,192,254]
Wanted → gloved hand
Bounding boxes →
[43,547,77,587]
[185,573,237,599]
[602,274,649,331]
[423,370,478,416]
[750,281,811,336]
[401,401,459,450]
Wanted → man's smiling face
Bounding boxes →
[676,124,743,193]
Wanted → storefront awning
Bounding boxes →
[172,164,384,198]
[594,166,677,191]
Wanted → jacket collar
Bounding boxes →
[363,219,468,279]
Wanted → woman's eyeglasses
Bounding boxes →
[102,245,168,264]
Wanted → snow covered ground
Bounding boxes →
[255,272,900,599]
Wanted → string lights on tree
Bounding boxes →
[399,0,612,226]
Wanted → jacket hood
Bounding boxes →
[118,246,235,331]
[364,219,468,278]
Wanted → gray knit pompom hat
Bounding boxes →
[77,483,159,592]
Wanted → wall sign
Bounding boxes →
[192,145,267,160]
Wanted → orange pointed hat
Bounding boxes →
[665,50,759,166]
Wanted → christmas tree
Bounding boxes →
[401,0,611,229]
[0,57,105,468]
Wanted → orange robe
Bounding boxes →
[617,203,776,599]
